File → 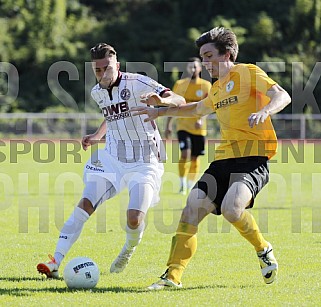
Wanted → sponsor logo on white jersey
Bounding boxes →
[101,101,130,122]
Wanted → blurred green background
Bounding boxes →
[1,0,321,112]
[1,0,321,139]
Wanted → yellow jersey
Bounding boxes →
[203,64,277,160]
[173,77,212,136]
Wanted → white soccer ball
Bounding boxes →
[63,257,99,289]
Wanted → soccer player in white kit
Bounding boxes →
[37,43,185,278]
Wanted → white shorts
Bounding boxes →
[82,149,164,212]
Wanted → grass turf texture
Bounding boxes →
[0,140,320,306]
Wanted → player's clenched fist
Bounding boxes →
[81,134,100,150]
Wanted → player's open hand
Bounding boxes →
[248,110,269,128]
[130,106,159,122]
[140,93,163,106]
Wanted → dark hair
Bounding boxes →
[195,27,238,62]
[90,43,116,60]
[188,57,201,64]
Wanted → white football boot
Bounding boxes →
[257,243,278,284]
[110,246,135,273]
[37,254,59,279]
[147,269,182,290]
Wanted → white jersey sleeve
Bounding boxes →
[135,74,169,96]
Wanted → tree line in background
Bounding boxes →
[1,0,321,114]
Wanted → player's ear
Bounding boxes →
[116,62,120,70]
[224,51,230,61]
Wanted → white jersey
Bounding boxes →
[91,72,167,163]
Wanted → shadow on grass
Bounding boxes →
[154,206,292,212]
[0,277,44,282]
[0,285,148,296]
[0,280,246,297]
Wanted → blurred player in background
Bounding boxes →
[37,43,185,278]
[131,27,291,289]
[165,58,211,194]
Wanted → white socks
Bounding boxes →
[53,252,64,266]
[54,207,90,265]
[54,207,145,266]
[180,177,187,188]
[124,221,145,250]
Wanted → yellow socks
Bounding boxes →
[178,158,188,178]
[179,158,200,182]
[165,212,267,284]
[232,210,268,252]
[187,159,200,183]
[166,222,198,284]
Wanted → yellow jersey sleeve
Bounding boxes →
[250,64,276,94]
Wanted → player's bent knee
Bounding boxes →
[127,209,144,229]
[181,201,205,225]
[180,189,216,224]
[187,188,206,203]
[221,205,241,223]
[77,198,95,216]
[127,218,140,229]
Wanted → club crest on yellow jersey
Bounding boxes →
[196,89,204,97]
[226,80,234,93]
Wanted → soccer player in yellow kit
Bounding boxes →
[165,58,211,194]
[132,27,291,289]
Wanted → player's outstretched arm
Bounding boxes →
[248,84,291,128]
[131,100,212,122]
[140,91,185,107]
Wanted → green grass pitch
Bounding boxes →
[0,140,320,306]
